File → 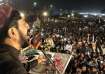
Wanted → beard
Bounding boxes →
[21,39,29,48]
[19,31,30,48]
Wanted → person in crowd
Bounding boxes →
[0,4,30,74]
[44,34,55,51]
[64,41,73,53]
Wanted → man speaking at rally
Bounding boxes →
[0,4,30,74]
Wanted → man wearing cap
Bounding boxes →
[0,4,30,74]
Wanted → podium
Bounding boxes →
[21,49,73,74]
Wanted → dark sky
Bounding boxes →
[12,0,105,12]
[61,0,104,10]
[46,0,105,12]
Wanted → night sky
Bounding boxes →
[54,0,105,11]
[12,0,105,12]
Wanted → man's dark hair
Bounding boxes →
[0,10,21,42]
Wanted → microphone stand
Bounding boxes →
[40,48,61,74]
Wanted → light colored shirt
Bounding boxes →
[64,44,72,52]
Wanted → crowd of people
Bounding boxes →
[42,17,105,53]
[0,3,105,74]
[40,16,105,74]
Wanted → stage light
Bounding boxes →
[20,12,25,18]
[67,15,70,18]
[43,11,48,17]
[102,14,105,16]
[92,13,97,16]
[33,2,37,7]
[71,13,74,17]
[83,15,88,18]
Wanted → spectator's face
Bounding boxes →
[82,66,86,72]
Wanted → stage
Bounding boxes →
[21,48,73,74]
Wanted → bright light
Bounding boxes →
[102,14,105,16]
[43,11,48,17]
[0,3,3,5]
[20,12,25,18]
[0,0,3,2]
[84,15,88,18]
[33,2,37,7]
[79,12,89,15]
[71,13,74,17]
[50,4,53,8]
[67,15,70,18]
[92,13,97,16]
[0,0,3,5]
[55,19,58,22]
[79,12,101,16]
[64,38,67,41]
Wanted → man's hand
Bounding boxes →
[18,55,28,63]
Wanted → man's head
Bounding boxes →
[0,4,30,49]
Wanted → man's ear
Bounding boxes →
[8,27,17,39]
